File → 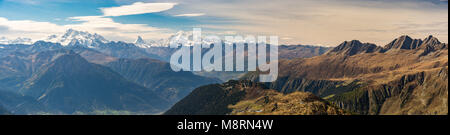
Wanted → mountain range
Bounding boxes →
[20,52,169,114]
[0,29,446,115]
[0,29,229,114]
[0,37,33,45]
[167,35,448,115]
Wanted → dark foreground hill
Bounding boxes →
[164,80,347,115]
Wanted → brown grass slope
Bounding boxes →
[230,91,348,115]
[244,35,448,115]
[164,80,346,115]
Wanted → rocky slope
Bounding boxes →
[230,91,348,115]
[330,67,448,115]
[326,40,383,56]
[165,80,347,115]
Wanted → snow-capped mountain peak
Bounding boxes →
[133,31,223,48]
[135,36,145,44]
[0,36,33,45]
[45,29,109,48]
[134,36,152,48]
[133,36,170,48]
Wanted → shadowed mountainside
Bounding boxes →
[19,52,169,114]
[106,58,221,103]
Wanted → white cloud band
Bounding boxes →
[175,13,206,17]
[101,2,177,17]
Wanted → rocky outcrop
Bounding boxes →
[384,35,423,50]
[255,77,362,98]
[329,67,448,115]
[384,35,448,56]
[326,40,383,56]
[418,36,448,56]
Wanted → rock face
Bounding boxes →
[331,67,448,115]
[384,35,448,55]
[164,80,347,115]
[240,35,448,115]
[384,35,424,50]
[326,40,383,56]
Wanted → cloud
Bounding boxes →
[175,13,205,17]
[66,15,171,40]
[1,0,448,46]
[164,0,448,45]
[100,2,177,16]
[0,16,172,42]
[0,17,65,38]
[0,2,181,42]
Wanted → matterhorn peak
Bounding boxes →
[135,36,145,44]
[133,36,153,48]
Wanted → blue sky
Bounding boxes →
[0,0,448,46]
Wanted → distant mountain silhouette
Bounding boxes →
[326,40,382,56]
[19,52,169,114]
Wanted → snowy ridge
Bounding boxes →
[134,31,221,48]
[0,37,33,45]
[44,29,109,48]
